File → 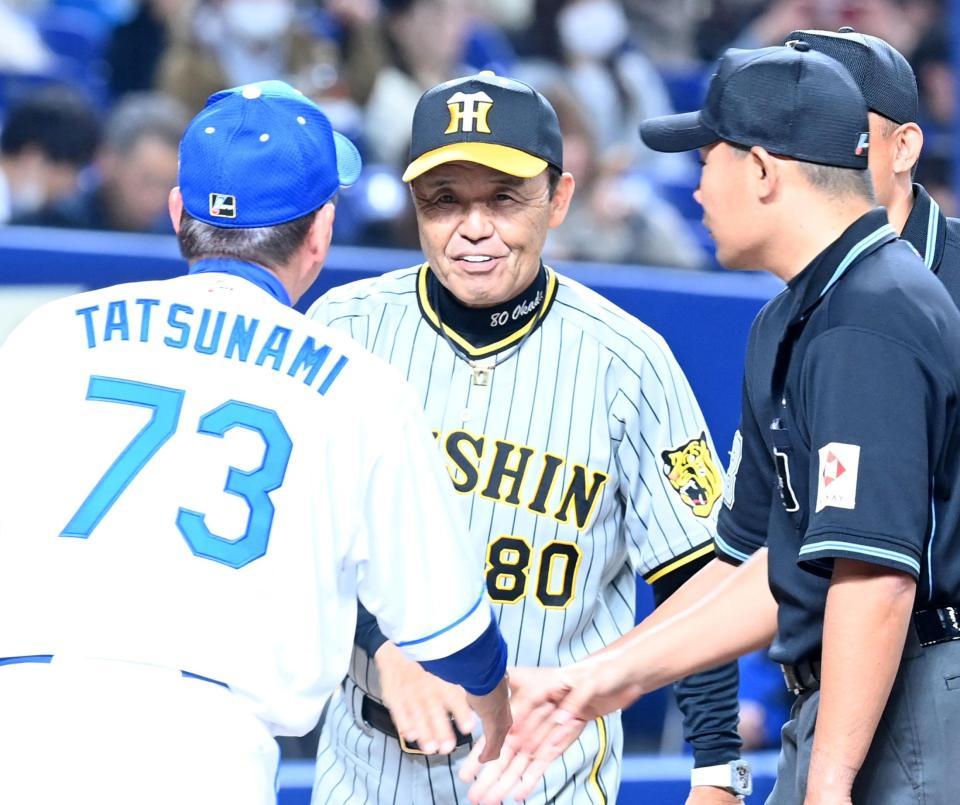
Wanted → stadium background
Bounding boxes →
[0,1,956,801]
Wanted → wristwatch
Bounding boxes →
[690,759,752,796]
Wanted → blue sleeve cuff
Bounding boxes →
[420,616,507,695]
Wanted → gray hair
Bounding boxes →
[177,209,321,270]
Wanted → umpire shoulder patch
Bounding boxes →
[661,432,722,518]
[815,442,860,513]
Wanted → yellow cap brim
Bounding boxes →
[402,142,548,182]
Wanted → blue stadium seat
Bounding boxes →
[660,66,709,114]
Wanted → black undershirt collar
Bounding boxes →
[424,263,551,351]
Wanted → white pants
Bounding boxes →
[0,656,280,805]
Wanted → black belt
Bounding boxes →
[360,694,472,754]
[781,605,960,695]
[913,605,960,647]
[0,655,229,689]
[780,657,821,696]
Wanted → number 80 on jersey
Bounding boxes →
[485,536,582,609]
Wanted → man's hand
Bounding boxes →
[460,663,615,804]
[466,675,512,761]
[375,641,475,754]
[506,652,641,756]
[686,787,744,804]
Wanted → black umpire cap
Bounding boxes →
[402,71,562,182]
[784,28,918,124]
[639,46,870,170]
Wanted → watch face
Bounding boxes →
[733,761,752,795]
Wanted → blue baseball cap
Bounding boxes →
[179,80,362,228]
[640,46,870,169]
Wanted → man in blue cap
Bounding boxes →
[464,46,960,805]
[0,81,511,805]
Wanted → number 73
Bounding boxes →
[62,376,291,569]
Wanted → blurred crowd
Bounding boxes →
[0,0,954,270]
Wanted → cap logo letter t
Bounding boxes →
[445,91,493,134]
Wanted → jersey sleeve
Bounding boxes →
[612,344,742,766]
[352,378,505,681]
[715,373,775,564]
[612,344,721,584]
[796,328,936,579]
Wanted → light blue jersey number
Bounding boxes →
[61,376,292,568]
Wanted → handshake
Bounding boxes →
[376,553,776,803]
[376,640,633,805]
[460,658,638,804]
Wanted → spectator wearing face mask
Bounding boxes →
[537,80,707,267]
[0,87,101,225]
[13,92,187,233]
[518,0,686,179]
[156,0,339,114]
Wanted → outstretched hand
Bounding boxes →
[459,658,639,804]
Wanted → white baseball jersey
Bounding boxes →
[308,264,724,804]
[0,270,491,740]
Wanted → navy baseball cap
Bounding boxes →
[784,28,918,125]
[640,46,870,169]
[179,80,362,228]
[402,71,562,182]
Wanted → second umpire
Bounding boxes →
[783,27,960,296]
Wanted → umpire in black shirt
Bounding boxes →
[782,28,960,302]
[472,45,960,805]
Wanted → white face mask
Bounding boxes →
[557,0,629,61]
[11,178,46,216]
[223,0,294,44]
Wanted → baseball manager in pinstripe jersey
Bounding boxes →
[307,72,749,804]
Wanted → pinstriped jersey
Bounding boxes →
[308,264,723,681]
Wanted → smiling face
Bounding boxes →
[410,161,574,307]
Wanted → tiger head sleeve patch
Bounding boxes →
[661,432,723,518]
